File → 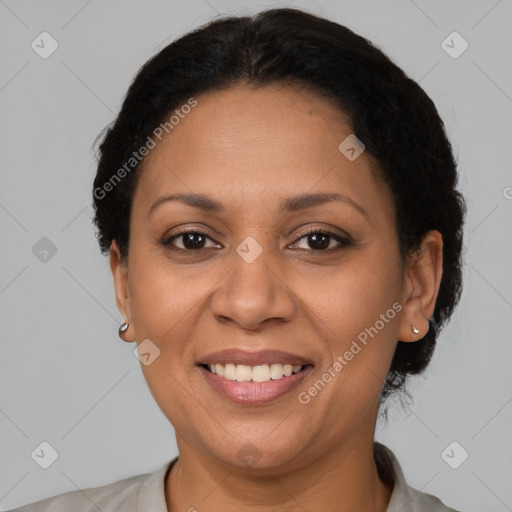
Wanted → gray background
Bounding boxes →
[0,0,511,510]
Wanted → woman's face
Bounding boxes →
[111,83,441,471]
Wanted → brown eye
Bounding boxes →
[162,228,351,253]
[163,231,220,251]
[291,229,352,251]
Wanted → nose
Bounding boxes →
[210,242,296,331]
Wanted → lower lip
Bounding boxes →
[198,365,313,404]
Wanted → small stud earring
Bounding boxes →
[411,325,420,335]
[118,322,129,340]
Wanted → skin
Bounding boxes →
[110,83,443,512]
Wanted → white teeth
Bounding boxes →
[235,364,253,382]
[252,364,270,382]
[224,363,237,380]
[270,363,285,379]
[206,363,304,382]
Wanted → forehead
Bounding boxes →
[133,83,393,223]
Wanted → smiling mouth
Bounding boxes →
[199,363,313,383]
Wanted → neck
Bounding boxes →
[165,432,392,512]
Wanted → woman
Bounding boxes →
[10,7,466,512]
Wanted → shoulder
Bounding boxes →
[403,486,463,512]
[6,459,175,512]
[374,442,465,512]
[7,473,148,511]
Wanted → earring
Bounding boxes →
[118,322,130,340]
[411,325,420,335]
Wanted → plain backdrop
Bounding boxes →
[0,0,511,510]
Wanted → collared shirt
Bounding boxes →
[8,442,462,511]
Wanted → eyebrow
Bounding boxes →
[148,192,368,219]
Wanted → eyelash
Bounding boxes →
[162,227,352,254]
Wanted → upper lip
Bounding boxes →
[198,349,314,367]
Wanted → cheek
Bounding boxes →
[126,256,202,423]
[127,254,201,338]
[303,249,402,405]
[125,257,208,410]
[307,249,401,341]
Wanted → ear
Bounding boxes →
[109,240,133,334]
[397,230,443,342]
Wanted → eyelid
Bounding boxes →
[163,224,353,251]
[163,230,221,251]
[288,227,352,252]
[292,225,353,243]
[162,224,226,245]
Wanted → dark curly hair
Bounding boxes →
[92,7,466,403]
